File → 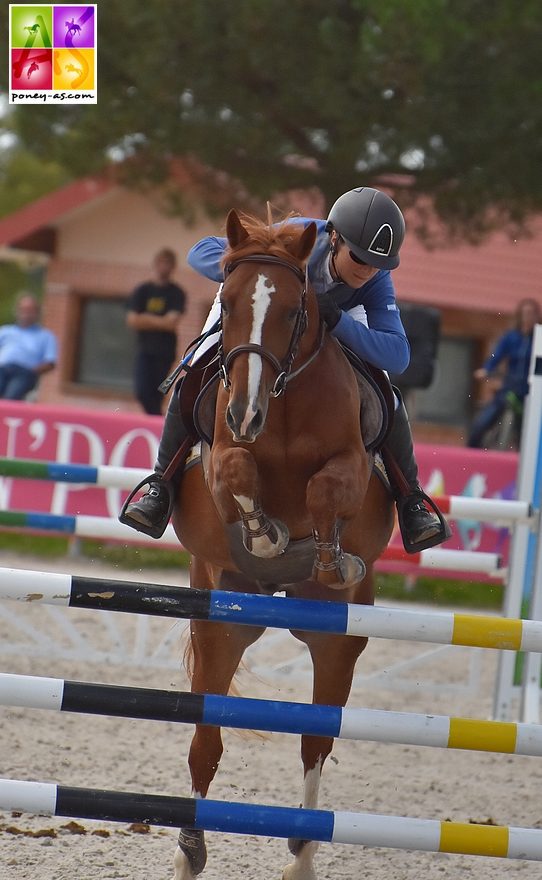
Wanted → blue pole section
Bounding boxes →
[26,512,77,533]
[208,592,349,634]
[203,694,342,737]
[195,798,335,841]
[47,462,100,484]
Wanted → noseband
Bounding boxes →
[218,254,323,398]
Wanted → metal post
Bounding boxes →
[493,324,542,721]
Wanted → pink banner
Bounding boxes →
[384,443,518,577]
[0,401,161,519]
[0,402,519,570]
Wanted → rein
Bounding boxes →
[218,254,324,397]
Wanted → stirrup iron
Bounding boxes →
[118,474,174,539]
[396,489,452,554]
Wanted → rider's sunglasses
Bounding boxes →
[337,236,368,266]
[348,250,369,266]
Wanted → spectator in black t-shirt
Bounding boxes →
[126,248,187,414]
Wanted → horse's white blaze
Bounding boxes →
[240,273,275,435]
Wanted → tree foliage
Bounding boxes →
[1,0,542,239]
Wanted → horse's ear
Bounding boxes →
[289,221,318,264]
[226,209,249,248]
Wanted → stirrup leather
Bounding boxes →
[118,474,174,539]
[396,489,452,554]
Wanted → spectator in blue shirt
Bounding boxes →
[122,187,450,553]
[0,293,58,400]
[468,298,541,448]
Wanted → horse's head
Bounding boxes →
[218,209,318,443]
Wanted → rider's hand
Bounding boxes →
[316,292,341,329]
[474,367,488,380]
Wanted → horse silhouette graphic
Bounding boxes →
[65,19,82,38]
[27,61,40,79]
[66,63,83,77]
[24,24,40,35]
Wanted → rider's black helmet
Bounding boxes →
[326,187,405,270]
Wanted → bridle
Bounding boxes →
[218,254,324,398]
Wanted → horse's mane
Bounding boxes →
[222,210,307,270]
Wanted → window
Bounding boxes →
[414,337,474,427]
[74,297,135,391]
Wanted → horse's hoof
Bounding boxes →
[312,552,366,590]
[244,517,289,558]
[339,552,366,586]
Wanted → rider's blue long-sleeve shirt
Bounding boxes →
[187,217,410,374]
[483,328,534,399]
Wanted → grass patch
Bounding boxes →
[0,531,189,570]
[80,540,190,570]
[376,572,504,610]
[0,532,70,557]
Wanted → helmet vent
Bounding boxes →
[368,223,393,256]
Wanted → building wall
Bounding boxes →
[39,188,219,410]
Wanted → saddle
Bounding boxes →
[177,339,395,454]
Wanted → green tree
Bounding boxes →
[0,146,70,218]
[1,0,542,239]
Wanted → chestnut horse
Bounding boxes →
[171,210,394,880]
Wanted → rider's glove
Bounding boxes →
[316,292,342,330]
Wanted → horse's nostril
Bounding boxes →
[226,406,236,431]
[250,410,263,433]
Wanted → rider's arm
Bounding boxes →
[329,272,411,374]
[187,236,228,282]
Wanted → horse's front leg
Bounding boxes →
[172,610,265,880]
[282,628,370,880]
[211,446,289,558]
[307,451,367,589]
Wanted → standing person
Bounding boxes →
[468,298,541,448]
[0,293,58,400]
[126,247,187,415]
[122,187,451,553]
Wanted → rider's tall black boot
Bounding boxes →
[384,394,451,553]
[120,390,190,538]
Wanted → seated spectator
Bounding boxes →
[0,293,58,400]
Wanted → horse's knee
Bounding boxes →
[306,465,362,521]
[215,446,257,494]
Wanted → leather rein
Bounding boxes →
[218,254,325,398]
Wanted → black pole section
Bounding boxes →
[56,786,197,828]
[70,577,212,620]
[62,682,205,725]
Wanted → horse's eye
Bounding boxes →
[288,308,298,321]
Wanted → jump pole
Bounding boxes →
[1,777,541,860]
[0,513,504,575]
[0,565,541,652]
[2,671,542,756]
[0,455,532,523]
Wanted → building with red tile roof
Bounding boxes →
[0,178,540,444]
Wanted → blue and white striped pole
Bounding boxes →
[0,778,541,859]
[2,671,542,755]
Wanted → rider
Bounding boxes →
[122,186,450,553]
